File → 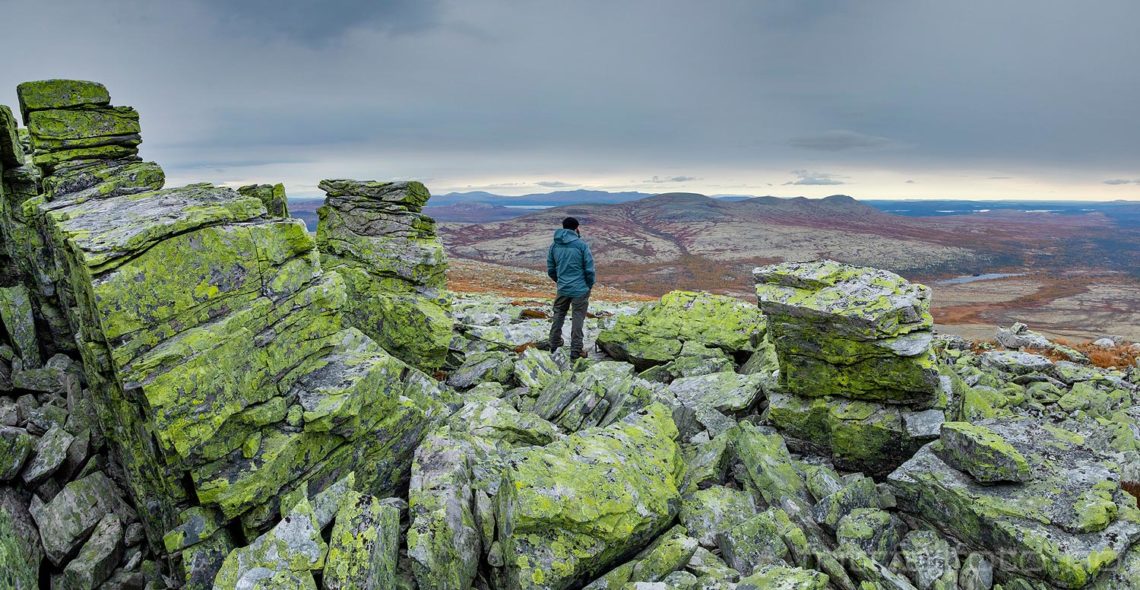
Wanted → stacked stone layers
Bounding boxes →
[2,81,449,587]
[755,260,943,474]
[317,179,454,371]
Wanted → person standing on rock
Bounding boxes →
[546,216,595,358]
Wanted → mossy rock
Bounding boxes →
[498,403,683,590]
[16,79,110,122]
[597,291,766,370]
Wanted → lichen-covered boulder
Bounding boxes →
[61,513,124,589]
[764,392,937,476]
[0,427,34,480]
[323,491,401,590]
[237,183,289,218]
[936,421,1032,483]
[888,418,1140,588]
[731,423,810,506]
[29,471,131,565]
[898,530,958,590]
[810,475,880,532]
[735,565,829,590]
[16,80,110,122]
[407,426,481,590]
[639,341,735,383]
[597,291,766,371]
[527,360,659,433]
[835,508,901,565]
[497,403,683,589]
[213,498,328,588]
[754,260,939,404]
[20,424,71,485]
[317,179,453,371]
[448,350,515,389]
[716,509,792,576]
[680,486,757,547]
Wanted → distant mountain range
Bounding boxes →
[438,192,1140,291]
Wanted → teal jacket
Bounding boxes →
[547,229,595,298]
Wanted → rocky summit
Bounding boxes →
[1,80,1139,590]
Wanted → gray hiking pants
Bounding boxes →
[550,294,589,355]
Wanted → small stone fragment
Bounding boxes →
[21,424,73,486]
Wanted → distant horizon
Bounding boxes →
[283,187,1140,203]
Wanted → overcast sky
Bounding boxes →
[2,0,1138,200]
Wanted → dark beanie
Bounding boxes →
[562,217,580,230]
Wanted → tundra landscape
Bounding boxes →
[4,1,1140,589]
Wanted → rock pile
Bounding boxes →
[317,179,454,371]
[755,260,946,474]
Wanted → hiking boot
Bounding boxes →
[572,350,588,359]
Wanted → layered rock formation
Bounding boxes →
[317,179,454,371]
[0,81,449,587]
[756,260,946,474]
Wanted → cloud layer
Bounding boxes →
[0,0,1137,200]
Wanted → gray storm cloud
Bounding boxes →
[0,0,1137,198]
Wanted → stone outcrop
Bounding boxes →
[756,260,945,474]
[597,290,768,372]
[0,81,450,586]
[5,78,1140,590]
[317,179,454,371]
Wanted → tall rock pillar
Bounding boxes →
[316,179,454,371]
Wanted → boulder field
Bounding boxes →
[1,80,1139,589]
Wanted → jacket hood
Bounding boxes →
[553,228,580,244]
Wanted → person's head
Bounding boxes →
[562,217,580,231]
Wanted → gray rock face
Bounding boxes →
[0,427,34,480]
[61,513,124,589]
[29,472,130,565]
[898,530,958,590]
[0,285,40,366]
[21,424,72,485]
[980,351,1054,375]
[889,418,1140,588]
[407,426,481,590]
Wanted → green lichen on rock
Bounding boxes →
[0,285,40,366]
[407,426,481,590]
[888,418,1140,588]
[317,179,453,371]
[736,565,829,590]
[324,491,401,590]
[27,106,140,151]
[936,421,1032,483]
[16,79,110,122]
[597,290,766,370]
[716,509,791,576]
[680,486,757,547]
[835,508,900,565]
[237,183,290,218]
[213,498,327,587]
[755,260,939,404]
[0,488,39,590]
[0,105,23,167]
[731,422,809,505]
[498,403,683,590]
